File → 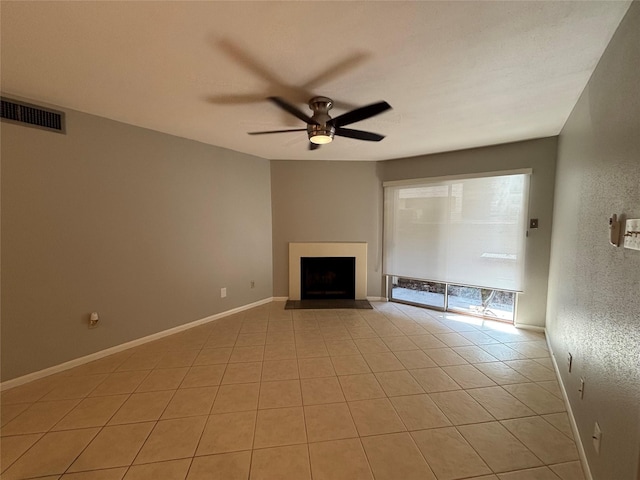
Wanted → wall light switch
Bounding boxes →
[623,218,640,251]
[221,287,227,298]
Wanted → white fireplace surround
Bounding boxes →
[289,242,367,300]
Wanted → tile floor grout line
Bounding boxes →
[184,346,230,480]
[406,427,441,479]
[245,312,266,480]
[355,432,381,480]
[298,374,314,480]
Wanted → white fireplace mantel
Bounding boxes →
[289,242,367,300]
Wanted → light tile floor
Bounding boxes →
[1,301,586,480]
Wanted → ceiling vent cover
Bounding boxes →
[1,97,65,133]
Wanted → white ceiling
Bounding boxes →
[1,1,631,161]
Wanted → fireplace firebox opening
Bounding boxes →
[301,257,356,300]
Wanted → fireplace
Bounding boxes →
[288,243,367,300]
[301,257,356,300]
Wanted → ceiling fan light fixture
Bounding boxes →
[310,134,333,144]
[308,124,335,144]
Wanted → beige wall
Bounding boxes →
[546,2,640,479]
[1,102,273,381]
[380,137,558,328]
[270,161,384,298]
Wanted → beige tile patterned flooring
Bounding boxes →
[1,301,586,480]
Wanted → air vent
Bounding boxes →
[1,97,65,134]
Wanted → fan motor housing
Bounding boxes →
[308,96,335,142]
[308,96,333,112]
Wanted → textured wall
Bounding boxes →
[1,102,273,381]
[380,138,558,328]
[270,161,384,298]
[546,2,640,479]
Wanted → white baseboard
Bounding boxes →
[272,296,289,302]
[514,324,546,333]
[0,297,275,392]
[546,334,594,480]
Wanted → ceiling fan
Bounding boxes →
[248,96,392,150]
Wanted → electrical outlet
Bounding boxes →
[250,281,255,289]
[89,312,99,328]
[567,353,573,373]
[579,377,585,399]
[592,422,602,454]
[221,287,227,298]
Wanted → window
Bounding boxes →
[389,277,517,322]
[383,170,530,321]
[390,277,446,310]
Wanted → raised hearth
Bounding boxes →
[285,299,373,310]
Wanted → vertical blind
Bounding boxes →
[383,171,530,292]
